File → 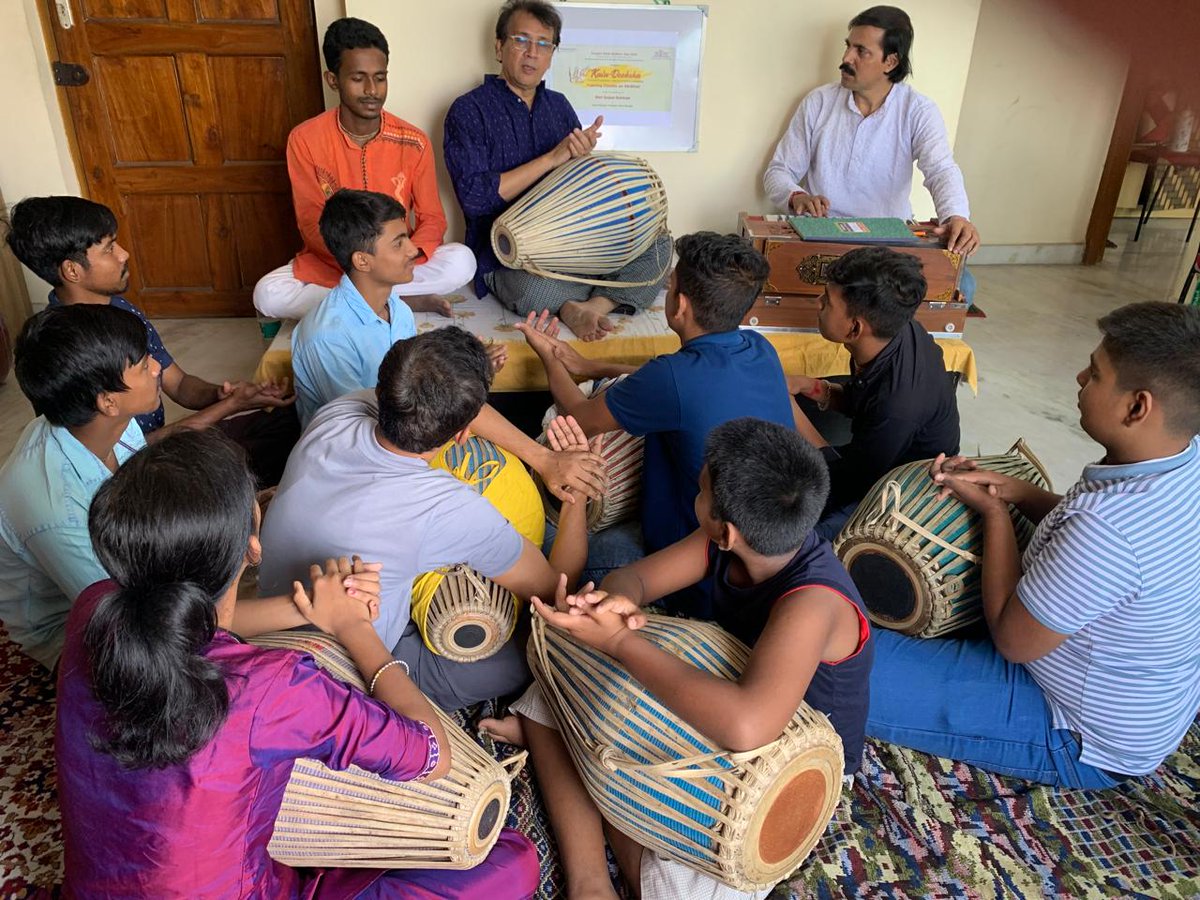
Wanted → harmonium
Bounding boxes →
[738,213,968,338]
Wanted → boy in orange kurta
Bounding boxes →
[254,17,475,320]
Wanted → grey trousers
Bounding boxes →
[485,232,672,316]
[392,616,531,712]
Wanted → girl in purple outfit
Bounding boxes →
[55,430,538,899]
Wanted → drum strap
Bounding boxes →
[866,481,981,565]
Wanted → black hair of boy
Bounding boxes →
[495,0,563,44]
[318,189,408,274]
[825,246,927,339]
[322,16,389,73]
[4,196,117,287]
[674,232,771,333]
[14,304,147,428]
[704,417,830,556]
[86,429,256,768]
[848,6,914,83]
[1099,301,1200,437]
[376,327,492,453]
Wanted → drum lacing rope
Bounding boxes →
[864,480,981,565]
[524,230,675,289]
[531,619,778,779]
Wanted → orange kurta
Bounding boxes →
[286,108,447,288]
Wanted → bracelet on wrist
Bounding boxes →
[815,380,833,411]
[368,658,410,696]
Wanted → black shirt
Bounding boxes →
[826,319,961,511]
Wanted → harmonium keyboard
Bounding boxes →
[738,213,968,338]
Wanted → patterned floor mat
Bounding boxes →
[2,631,1197,898]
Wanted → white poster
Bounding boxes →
[545,4,706,152]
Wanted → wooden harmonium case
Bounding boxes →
[738,213,968,338]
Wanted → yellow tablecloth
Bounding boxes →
[256,293,977,393]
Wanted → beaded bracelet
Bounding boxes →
[368,658,410,696]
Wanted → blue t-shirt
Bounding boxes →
[291,274,417,428]
[444,75,582,296]
[603,330,795,554]
[47,292,174,433]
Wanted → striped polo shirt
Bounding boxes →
[1019,436,1200,775]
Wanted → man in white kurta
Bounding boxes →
[764,6,981,263]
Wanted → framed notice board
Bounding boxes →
[545,3,707,152]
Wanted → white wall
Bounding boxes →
[346,0,982,239]
[0,0,82,305]
[954,0,1127,251]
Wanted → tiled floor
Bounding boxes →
[0,216,1195,493]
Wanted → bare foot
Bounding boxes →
[559,298,616,342]
[479,714,526,746]
[401,294,454,317]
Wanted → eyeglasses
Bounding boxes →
[506,34,556,54]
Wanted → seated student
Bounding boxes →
[56,428,538,897]
[5,196,299,487]
[868,301,1200,789]
[0,305,158,669]
[444,0,671,341]
[292,189,506,427]
[254,17,476,321]
[259,327,589,710]
[787,246,960,539]
[483,417,872,900]
[517,232,795,589]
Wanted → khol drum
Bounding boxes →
[834,439,1052,638]
[491,153,670,288]
[249,630,526,869]
[534,377,644,533]
[529,615,844,890]
[410,437,542,662]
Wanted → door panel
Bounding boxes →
[45,0,322,316]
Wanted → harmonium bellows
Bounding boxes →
[737,213,967,338]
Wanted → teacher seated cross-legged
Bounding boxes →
[444,0,672,341]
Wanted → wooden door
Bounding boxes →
[43,0,323,316]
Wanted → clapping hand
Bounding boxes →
[291,556,383,636]
[537,415,606,504]
[531,573,644,656]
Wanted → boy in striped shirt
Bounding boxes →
[866,301,1200,788]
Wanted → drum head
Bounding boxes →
[740,741,843,885]
[841,541,931,635]
[466,778,510,859]
[438,612,506,664]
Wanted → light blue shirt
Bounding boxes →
[1021,437,1200,775]
[0,416,145,669]
[291,274,417,427]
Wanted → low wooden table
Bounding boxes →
[255,292,978,393]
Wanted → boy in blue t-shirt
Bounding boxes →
[518,232,796,587]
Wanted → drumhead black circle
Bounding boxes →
[848,552,917,622]
[454,623,487,649]
[496,233,512,257]
[477,797,502,840]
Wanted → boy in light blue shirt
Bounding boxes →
[0,304,162,669]
[292,188,507,427]
[291,189,420,427]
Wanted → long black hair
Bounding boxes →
[84,429,257,769]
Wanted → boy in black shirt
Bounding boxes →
[790,246,961,538]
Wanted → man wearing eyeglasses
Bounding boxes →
[445,0,672,342]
